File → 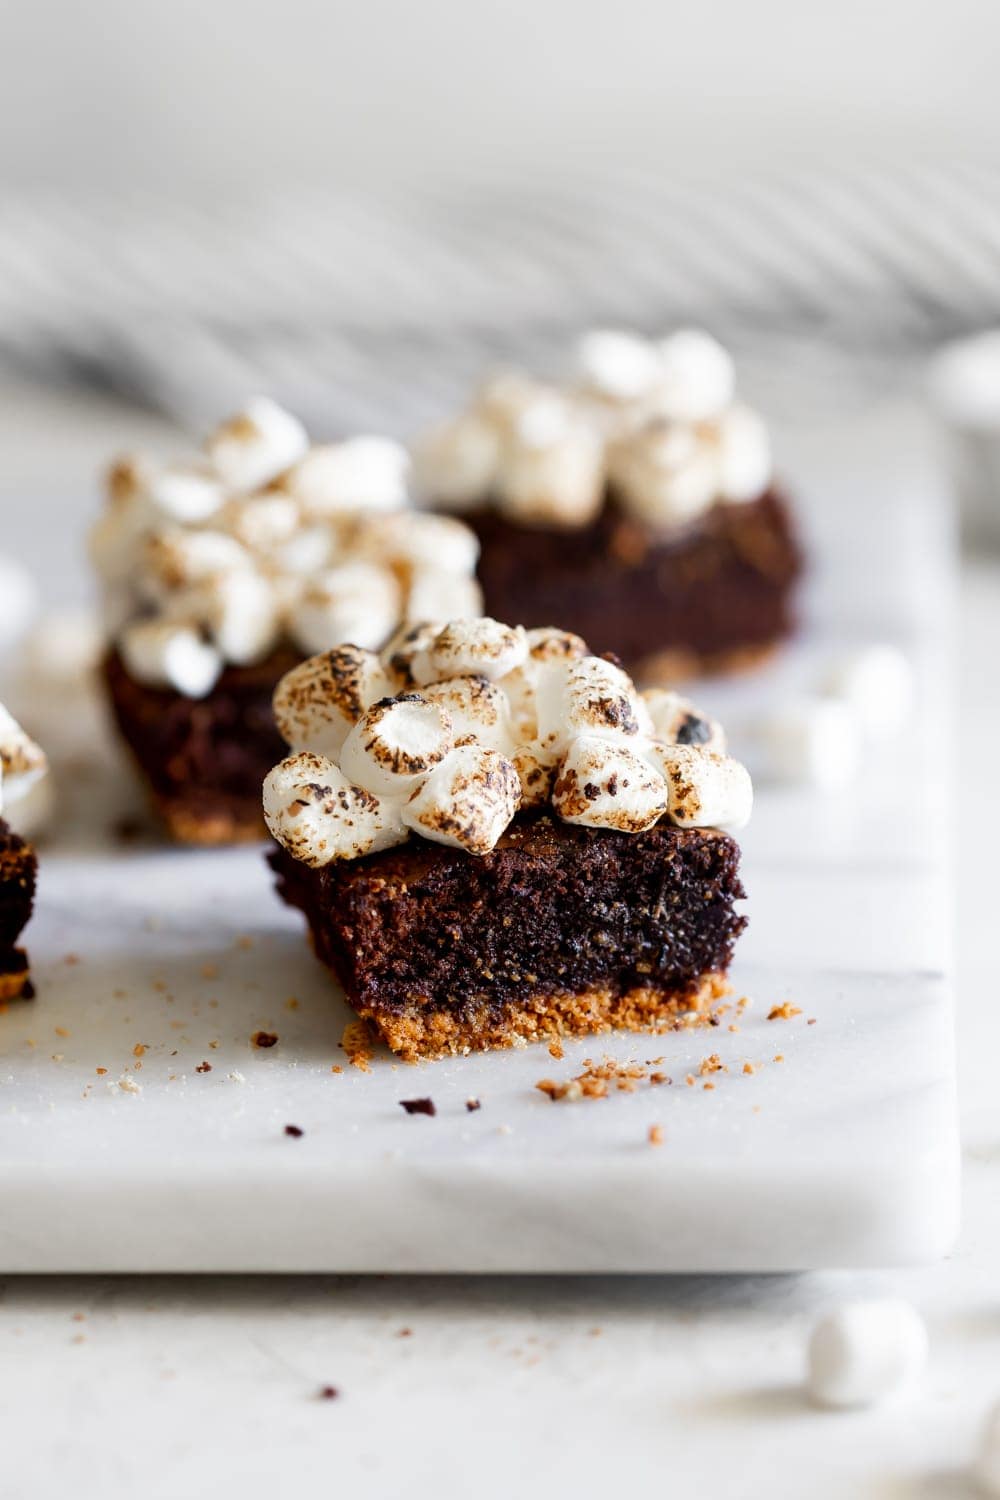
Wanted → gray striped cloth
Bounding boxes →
[2,161,999,434]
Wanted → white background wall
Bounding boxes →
[2,0,996,194]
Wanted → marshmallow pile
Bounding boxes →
[90,399,483,699]
[413,329,773,532]
[263,616,752,866]
[0,703,51,839]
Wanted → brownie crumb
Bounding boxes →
[648,1124,664,1147]
[251,1030,278,1049]
[465,1097,482,1112]
[318,1385,339,1401]
[399,1097,436,1116]
[767,1002,802,1021]
[397,1327,413,1338]
[195,1061,212,1073]
[284,1124,304,1137]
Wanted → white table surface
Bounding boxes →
[0,381,996,1498]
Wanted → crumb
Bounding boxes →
[331,1065,343,1075]
[54,1026,70,1038]
[71,1312,85,1322]
[113,1075,142,1096]
[743,1062,755,1075]
[285,997,299,1011]
[773,1054,784,1063]
[465,1097,482,1112]
[227,1070,246,1083]
[200,963,218,980]
[63,954,80,967]
[685,1074,695,1087]
[807,1017,817,1026]
[548,1040,564,1060]
[95,1067,107,1076]
[195,1061,212,1073]
[133,1043,147,1057]
[397,1327,412,1338]
[340,1019,374,1072]
[588,1327,602,1337]
[648,1124,664,1146]
[399,1097,436,1116]
[317,1385,339,1401]
[209,1040,219,1049]
[251,1030,278,1049]
[698,1053,727,1076]
[767,1003,802,1022]
[728,1024,740,1033]
[737,996,750,1012]
[51,1053,64,1062]
[284,1124,304,1138]
[703,1082,715,1091]
[649,1072,671,1085]
[235,935,255,950]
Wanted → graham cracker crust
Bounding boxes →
[156,796,267,847]
[0,950,33,1002]
[358,972,731,1062]
[636,640,781,686]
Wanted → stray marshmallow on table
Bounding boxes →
[807,1299,928,1409]
[756,696,862,792]
[822,645,914,740]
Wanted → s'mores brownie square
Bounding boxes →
[265,617,750,1060]
[91,400,483,844]
[413,329,802,680]
[0,706,47,1001]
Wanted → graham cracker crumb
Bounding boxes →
[340,1019,375,1072]
[648,1124,664,1147]
[743,1062,755,1075]
[548,1041,564,1060]
[767,1002,802,1021]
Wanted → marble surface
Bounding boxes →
[0,384,993,1495]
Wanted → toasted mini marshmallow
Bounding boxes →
[148,464,226,524]
[105,453,154,508]
[273,645,393,756]
[511,741,559,808]
[822,645,914,740]
[756,696,861,792]
[608,418,719,529]
[411,411,502,507]
[402,743,520,855]
[263,751,406,866]
[411,618,528,687]
[143,529,252,595]
[501,628,591,740]
[652,329,736,424]
[355,511,480,579]
[89,492,154,584]
[716,403,772,502]
[0,702,51,834]
[273,523,335,577]
[553,735,668,833]
[496,396,605,529]
[221,493,302,553]
[286,437,410,516]
[421,675,518,756]
[198,571,281,666]
[642,688,726,753]
[340,695,454,798]
[379,620,443,688]
[647,743,753,831]
[288,562,402,655]
[119,620,224,698]
[206,397,309,494]
[537,654,652,755]
[405,569,483,625]
[807,1300,927,1410]
[0,704,47,786]
[575,329,663,403]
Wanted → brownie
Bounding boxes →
[0,818,37,1001]
[271,811,746,1060]
[469,488,801,678]
[103,645,299,844]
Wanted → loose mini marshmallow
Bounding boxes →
[286,437,410,516]
[410,618,528,687]
[807,1300,927,1409]
[756,696,862,792]
[553,735,668,833]
[608,419,720,529]
[975,1401,1000,1497]
[402,743,521,855]
[273,645,393,757]
[0,555,38,651]
[147,464,225,524]
[340,695,454,798]
[536,654,652,755]
[120,620,224,699]
[288,562,402,655]
[421,676,518,756]
[823,645,914,740]
[206,397,309,493]
[263,751,406,866]
[642,688,726,753]
[716,403,773,502]
[576,329,663,403]
[405,568,483,626]
[495,399,605,529]
[653,329,736,423]
[647,743,753,830]
[411,412,502,507]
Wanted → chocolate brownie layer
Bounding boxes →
[271,812,746,1059]
[0,818,37,1000]
[468,489,801,677]
[103,645,300,844]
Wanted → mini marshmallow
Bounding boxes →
[340,695,454,798]
[496,404,605,529]
[647,743,753,831]
[263,751,406,866]
[120,620,224,699]
[222,493,302,553]
[273,646,393,757]
[576,329,663,403]
[144,529,252,594]
[0,704,47,785]
[975,1401,1000,1497]
[288,562,402,655]
[608,419,720,529]
[642,688,726,753]
[537,654,652,755]
[199,570,281,666]
[147,464,225,524]
[0,554,39,651]
[286,437,410,516]
[823,645,914,740]
[411,412,502,506]
[553,735,668,833]
[502,628,590,740]
[402,743,521,855]
[273,524,335,577]
[421,675,518,756]
[105,454,154,508]
[716,403,773,502]
[354,511,480,580]
[511,741,559,808]
[380,620,444,688]
[2,765,55,840]
[756,696,862,792]
[807,1300,927,1409]
[653,329,736,423]
[411,618,528,687]
[206,397,309,494]
[405,568,483,626]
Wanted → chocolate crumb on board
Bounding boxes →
[399,1097,436,1116]
[284,1124,304,1138]
[195,1061,212,1073]
[465,1097,482,1112]
[251,1030,279,1049]
[648,1123,664,1146]
[317,1385,339,1400]
[767,1002,802,1021]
